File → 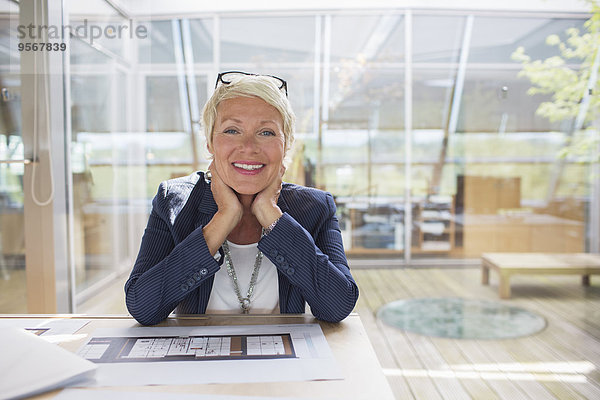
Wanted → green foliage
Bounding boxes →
[511,1,600,128]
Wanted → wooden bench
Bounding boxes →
[481,252,600,299]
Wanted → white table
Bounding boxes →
[2,313,394,400]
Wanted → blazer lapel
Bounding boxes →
[171,177,217,244]
[194,181,218,229]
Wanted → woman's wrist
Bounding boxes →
[263,215,281,235]
[203,211,238,256]
[259,207,283,233]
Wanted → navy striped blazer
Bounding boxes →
[125,171,359,325]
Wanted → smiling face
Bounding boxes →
[209,96,285,195]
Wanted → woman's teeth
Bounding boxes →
[233,163,264,171]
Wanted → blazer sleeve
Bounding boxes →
[258,192,358,322]
[124,182,221,326]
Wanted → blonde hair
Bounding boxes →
[202,74,296,158]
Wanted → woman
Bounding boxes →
[125,71,358,325]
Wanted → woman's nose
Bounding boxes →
[238,134,259,152]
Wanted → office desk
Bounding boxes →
[3,313,394,400]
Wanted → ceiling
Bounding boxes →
[69,0,593,17]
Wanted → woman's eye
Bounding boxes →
[259,130,276,136]
[224,129,238,134]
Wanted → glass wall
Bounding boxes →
[322,14,406,253]
[0,0,25,312]
[321,11,594,259]
[448,15,590,259]
[89,8,593,268]
[67,0,148,302]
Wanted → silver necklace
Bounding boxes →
[221,233,264,313]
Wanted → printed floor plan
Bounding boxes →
[78,334,295,363]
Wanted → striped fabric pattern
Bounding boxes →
[125,172,359,325]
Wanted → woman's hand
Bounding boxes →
[209,162,243,224]
[251,165,285,229]
[202,163,243,255]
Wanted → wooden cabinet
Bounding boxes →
[455,175,584,257]
[461,214,584,258]
[456,175,521,215]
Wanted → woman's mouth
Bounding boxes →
[232,162,265,174]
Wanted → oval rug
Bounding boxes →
[377,297,546,339]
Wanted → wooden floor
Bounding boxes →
[3,267,600,399]
[353,268,600,400]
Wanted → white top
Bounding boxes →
[206,241,279,314]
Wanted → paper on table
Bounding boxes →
[0,327,97,400]
[76,324,342,386]
[0,318,90,336]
